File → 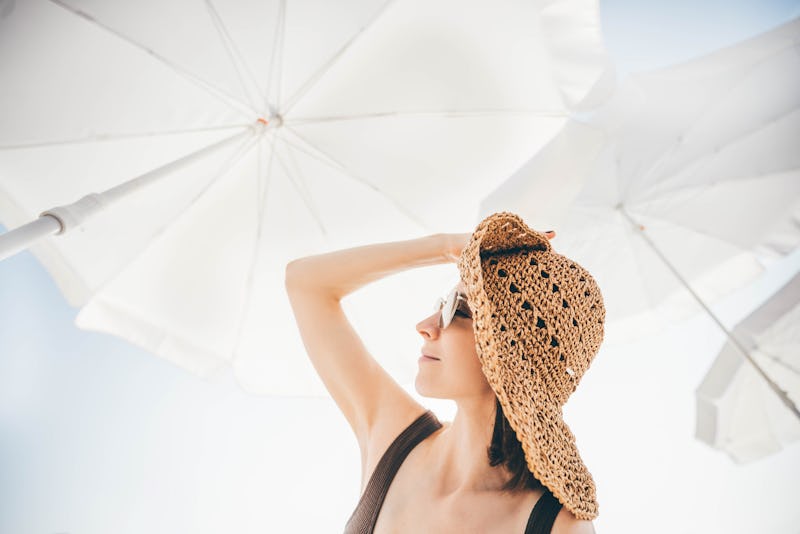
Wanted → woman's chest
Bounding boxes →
[373,495,527,534]
[370,455,540,534]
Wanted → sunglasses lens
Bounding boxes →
[441,289,458,328]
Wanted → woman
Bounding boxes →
[285,212,604,533]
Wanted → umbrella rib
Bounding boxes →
[637,106,800,202]
[48,0,259,120]
[280,135,326,221]
[271,140,328,237]
[256,131,271,221]
[261,131,279,224]
[230,137,276,362]
[0,124,251,151]
[282,125,431,232]
[626,198,752,254]
[631,162,799,249]
[77,130,261,302]
[279,0,399,117]
[203,0,264,113]
[639,163,800,222]
[284,108,566,125]
[756,349,800,378]
[611,206,664,315]
[629,42,796,198]
[264,0,287,113]
[273,127,349,174]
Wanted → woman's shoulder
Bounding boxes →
[552,506,596,534]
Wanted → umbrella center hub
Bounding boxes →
[257,115,283,129]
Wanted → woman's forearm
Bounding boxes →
[284,233,451,300]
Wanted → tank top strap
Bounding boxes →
[343,409,443,534]
[524,489,563,534]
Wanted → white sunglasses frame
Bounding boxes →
[433,288,470,329]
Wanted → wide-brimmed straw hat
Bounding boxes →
[456,211,605,520]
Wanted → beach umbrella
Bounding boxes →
[478,18,800,417]
[696,272,800,462]
[0,0,611,395]
[480,16,800,343]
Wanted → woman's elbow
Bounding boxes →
[284,259,308,289]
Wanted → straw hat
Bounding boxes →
[456,211,605,520]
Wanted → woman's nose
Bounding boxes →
[416,311,441,337]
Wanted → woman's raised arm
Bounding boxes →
[285,233,466,299]
[284,233,467,481]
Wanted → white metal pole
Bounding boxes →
[0,123,263,262]
[0,215,63,262]
[619,204,800,420]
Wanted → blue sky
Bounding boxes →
[600,0,800,74]
[1,1,799,533]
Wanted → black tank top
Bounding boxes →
[343,410,562,533]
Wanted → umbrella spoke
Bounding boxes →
[626,197,747,252]
[256,131,279,224]
[633,44,795,193]
[275,127,349,174]
[637,106,800,201]
[203,0,264,113]
[757,349,800,378]
[284,108,565,126]
[0,124,251,151]
[281,136,327,224]
[230,138,277,362]
[280,0,398,117]
[71,129,261,302]
[264,0,287,113]
[631,167,798,250]
[49,0,260,120]
[282,125,430,232]
[271,139,328,238]
[612,205,665,314]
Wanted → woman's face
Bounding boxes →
[414,280,493,400]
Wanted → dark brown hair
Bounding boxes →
[487,396,545,493]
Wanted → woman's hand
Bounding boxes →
[441,233,472,263]
[441,230,556,263]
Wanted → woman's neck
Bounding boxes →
[427,395,512,496]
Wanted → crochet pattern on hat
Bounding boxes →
[457,212,605,520]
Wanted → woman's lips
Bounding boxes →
[419,354,440,362]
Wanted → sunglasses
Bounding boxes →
[432,287,471,329]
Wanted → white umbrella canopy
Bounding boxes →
[0,0,611,394]
[480,16,800,346]
[696,272,800,463]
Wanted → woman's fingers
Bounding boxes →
[442,233,472,262]
[443,229,556,263]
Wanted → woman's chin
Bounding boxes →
[414,378,447,399]
[414,377,434,398]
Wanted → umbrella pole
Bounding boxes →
[618,204,800,421]
[0,123,263,263]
